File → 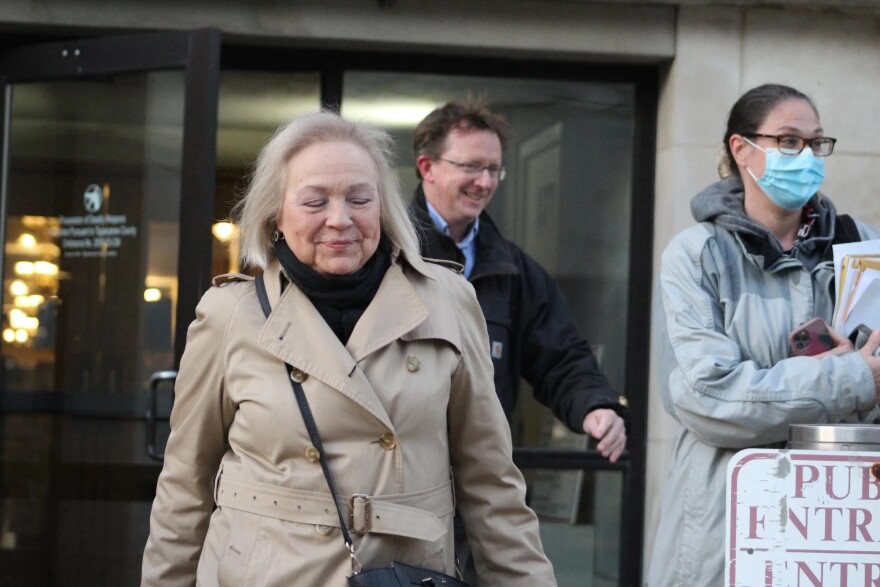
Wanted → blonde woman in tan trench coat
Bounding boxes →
[141,112,556,587]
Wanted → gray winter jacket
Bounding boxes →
[647,177,880,587]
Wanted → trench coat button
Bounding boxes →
[315,524,334,536]
[305,446,321,462]
[378,432,396,450]
[405,355,420,372]
[290,368,308,383]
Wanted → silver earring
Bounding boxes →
[272,229,282,242]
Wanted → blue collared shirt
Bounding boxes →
[425,200,479,279]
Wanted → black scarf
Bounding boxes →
[274,235,391,343]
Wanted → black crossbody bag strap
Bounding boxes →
[254,272,358,556]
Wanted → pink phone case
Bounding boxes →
[789,318,835,356]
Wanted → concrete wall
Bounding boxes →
[646,4,880,576]
[0,0,675,63]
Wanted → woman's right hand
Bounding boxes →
[857,328,880,405]
[812,325,853,358]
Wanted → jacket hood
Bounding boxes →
[691,177,754,235]
[690,176,838,269]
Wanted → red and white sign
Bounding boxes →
[727,449,880,586]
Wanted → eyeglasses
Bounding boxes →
[745,133,837,157]
[438,158,506,181]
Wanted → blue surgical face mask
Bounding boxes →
[744,137,825,210]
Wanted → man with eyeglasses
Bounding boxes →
[412,99,628,446]
[411,99,628,580]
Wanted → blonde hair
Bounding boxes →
[716,144,733,179]
[232,111,420,269]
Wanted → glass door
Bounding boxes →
[0,30,220,585]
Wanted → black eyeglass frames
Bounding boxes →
[438,158,506,181]
[745,133,837,157]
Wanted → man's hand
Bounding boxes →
[582,408,626,463]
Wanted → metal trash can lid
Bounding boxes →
[789,423,880,445]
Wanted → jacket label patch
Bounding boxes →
[491,341,503,359]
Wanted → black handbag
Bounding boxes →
[254,274,468,587]
[347,561,467,587]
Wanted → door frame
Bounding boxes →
[0,31,221,581]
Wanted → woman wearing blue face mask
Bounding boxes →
[648,83,880,586]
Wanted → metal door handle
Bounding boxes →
[146,370,177,461]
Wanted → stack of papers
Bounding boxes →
[832,238,880,335]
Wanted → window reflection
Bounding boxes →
[2,216,62,388]
[1,70,187,586]
[212,71,322,276]
[3,74,184,395]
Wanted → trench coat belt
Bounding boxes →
[215,474,452,542]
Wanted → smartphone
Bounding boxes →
[788,318,836,356]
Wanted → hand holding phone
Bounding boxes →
[788,318,837,357]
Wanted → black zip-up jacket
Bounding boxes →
[411,186,628,432]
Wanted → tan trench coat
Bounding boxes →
[141,250,556,586]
